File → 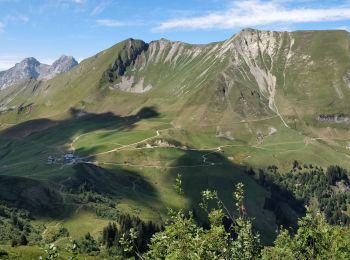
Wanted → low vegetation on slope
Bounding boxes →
[0,29,350,258]
[1,184,349,259]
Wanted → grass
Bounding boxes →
[1,29,350,253]
[0,113,281,243]
[62,210,110,239]
[0,245,97,259]
[1,110,350,244]
[0,245,45,260]
[74,128,157,156]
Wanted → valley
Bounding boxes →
[0,28,350,258]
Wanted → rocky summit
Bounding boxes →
[0,55,78,90]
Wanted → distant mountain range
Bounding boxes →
[0,55,78,90]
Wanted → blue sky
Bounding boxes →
[1,0,350,70]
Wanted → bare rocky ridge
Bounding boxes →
[2,29,350,129]
[104,29,350,127]
[318,114,349,123]
[104,29,295,122]
[0,55,78,90]
[221,29,292,127]
[43,55,78,80]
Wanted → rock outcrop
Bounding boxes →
[318,114,349,123]
[0,55,78,90]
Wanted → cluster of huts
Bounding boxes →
[47,153,77,165]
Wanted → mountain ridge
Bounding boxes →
[1,28,350,249]
[0,55,78,90]
[2,28,350,127]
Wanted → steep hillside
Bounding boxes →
[1,29,350,246]
[2,29,350,131]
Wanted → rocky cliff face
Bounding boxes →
[43,55,78,80]
[218,29,293,126]
[104,29,290,118]
[102,29,350,127]
[1,29,350,129]
[0,55,78,90]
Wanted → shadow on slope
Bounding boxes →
[0,175,63,217]
[0,106,159,168]
[66,163,156,199]
[1,106,159,140]
[1,118,58,139]
[0,106,160,218]
[166,149,301,244]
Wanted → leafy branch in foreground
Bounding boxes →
[174,173,184,195]
[144,182,350,260]
[37,182,350,259]
[144,183,261,260]
[39,243,59,260]
[262,207,350,260]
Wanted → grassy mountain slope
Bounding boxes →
[0,29,350,247]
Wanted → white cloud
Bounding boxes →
[91,1,110,16]
[72,0,84,4]
[96,19,124,27]
[5,14,29,24]
[0,14,29,34]
[154,0,350,31]
[18,15,29,24]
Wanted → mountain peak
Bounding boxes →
[18,57,41,69]
[55,55,77,63]
[0,55,78,90]
[49,55,78,77]
[21,57,40,64]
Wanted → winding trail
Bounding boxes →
[2,115,350,172]
[98,161,220,169]
[83,128,163,158]
[69,115,281,153]
[64,123,347,170]
[90,139,310,170]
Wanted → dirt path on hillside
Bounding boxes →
[97,161,219,169]
[197,115,279,127]
[2,121,349,173]
[81,128,171,159]
[92,138,314,169]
